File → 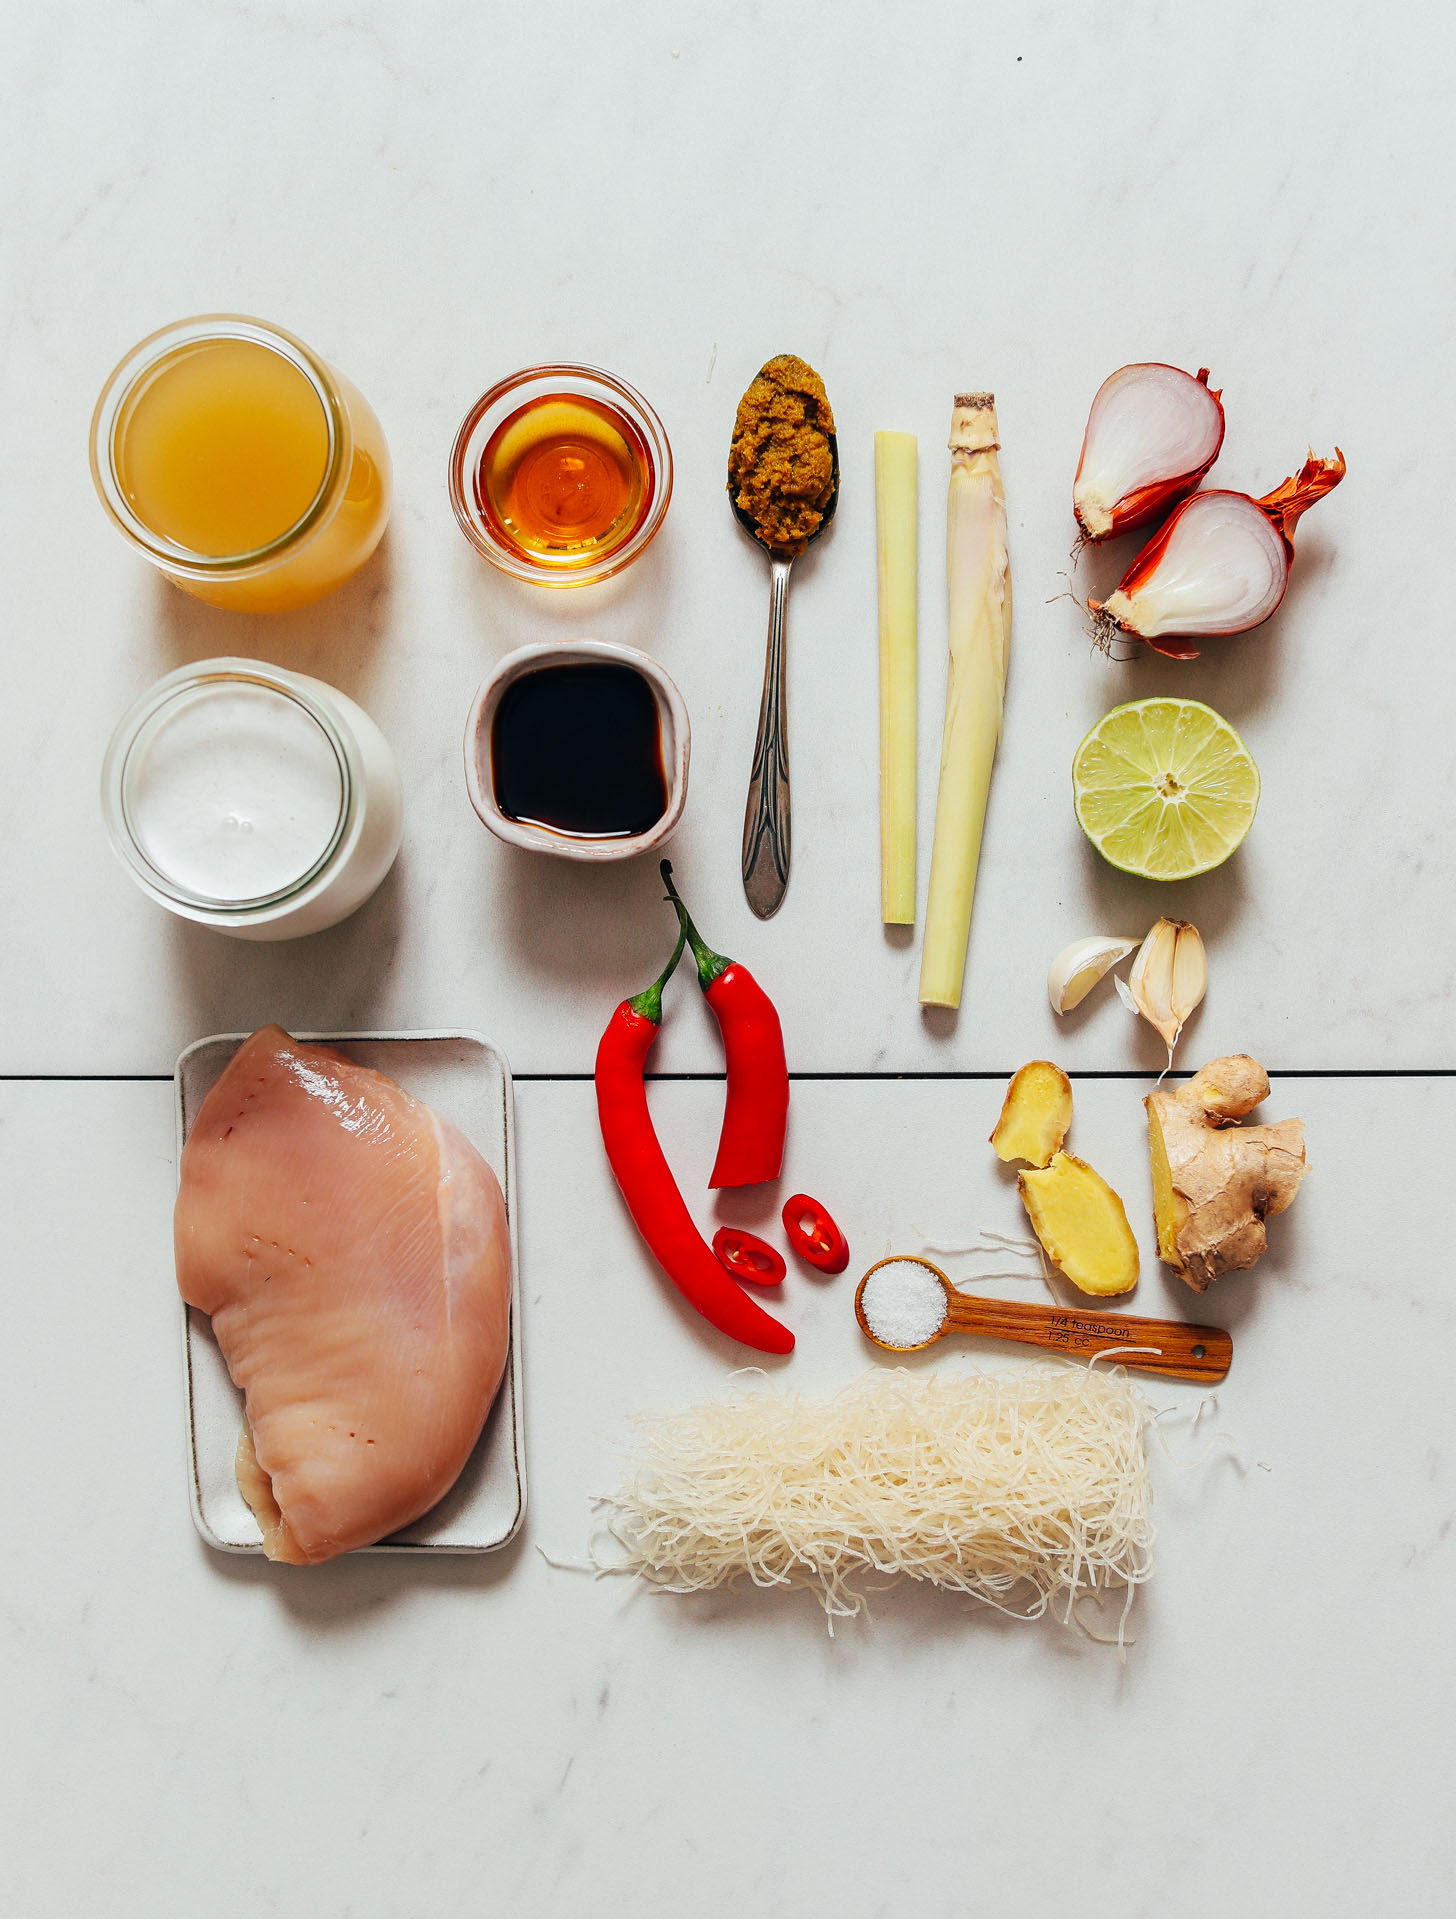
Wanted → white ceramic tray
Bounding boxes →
[174,1031,526,1556]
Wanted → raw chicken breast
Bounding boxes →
[175,1027,512,1564]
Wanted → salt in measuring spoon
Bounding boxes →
[854,1255,1232,1384]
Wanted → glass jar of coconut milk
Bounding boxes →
[101,658,403,939]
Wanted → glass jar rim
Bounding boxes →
[101,660,355,914]
[89,315,352,578]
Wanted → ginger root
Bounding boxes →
[1146,1054,1307,1291]
[990,1061,1073,1168]
[991,1061,1139,1295]
[1018,1152,1140,1297]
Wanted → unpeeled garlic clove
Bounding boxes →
[1047,935,1139,1014]
[1128,919,1207,1058]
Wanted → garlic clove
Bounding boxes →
[1048,935,1139,1014]
[1073,363,1225,543]
[1128,919,1207,1059]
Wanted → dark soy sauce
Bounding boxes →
[491,663,668,839]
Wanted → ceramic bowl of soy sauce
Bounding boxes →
[464,638,690,861]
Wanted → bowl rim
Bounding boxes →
[462,638,690,861]
[447,363,673,588]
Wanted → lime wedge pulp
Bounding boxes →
[1072,698,1260,880]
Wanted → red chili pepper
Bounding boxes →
[782,1193,849,1275]
[712,1227,786,1288]
[660,861,788,1189]
[594,932,794,1355]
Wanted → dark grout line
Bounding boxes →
[515,1067,1456,1083]
[6,1067,1455,1086]
[1217,1068,1456,1079]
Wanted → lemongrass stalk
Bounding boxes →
[918,394,1010,1009]
[875,431,918,924]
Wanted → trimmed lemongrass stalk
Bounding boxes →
[875,431,918,923]
[919,395,1010,1009]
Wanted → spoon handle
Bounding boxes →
[943,1291,1231,1383]
[742,558,793,918]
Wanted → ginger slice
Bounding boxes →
[990,1061,1074,1168]
[1017,1151,1139,1297]
[1145,1054,1307,1291]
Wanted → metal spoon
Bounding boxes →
[731,435,839,919]
[854,1255,1232,1383]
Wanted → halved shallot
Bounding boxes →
[1073,363,1225,542]
[1090,450,1346,659]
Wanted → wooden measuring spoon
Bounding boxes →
[854,1255,1231,1384]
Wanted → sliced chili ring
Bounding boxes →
[781,1193,849,1275]
[712,1227,786,1288]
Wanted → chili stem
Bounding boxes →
[628,927,687,1023]
[659,860,730,988]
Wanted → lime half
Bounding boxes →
[1072,698,1260,880]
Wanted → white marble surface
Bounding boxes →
[4,1072,1453,1916]
[6,6,1456,1913]
[4,1,1454,1072]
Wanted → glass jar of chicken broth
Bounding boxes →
[90,315,391,611]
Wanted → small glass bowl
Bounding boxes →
[448,363,672,588]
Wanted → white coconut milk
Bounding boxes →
[125,680,345,901]
[104,660,403,939]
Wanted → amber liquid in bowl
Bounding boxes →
[474,394,653,570]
